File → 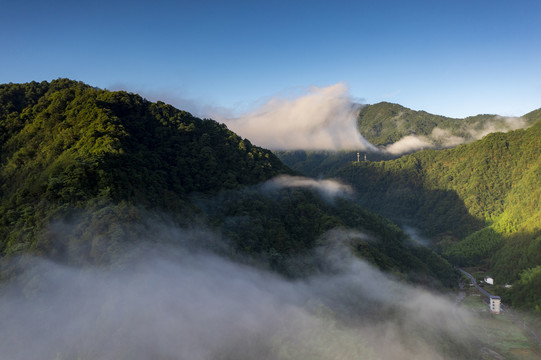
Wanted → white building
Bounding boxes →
[484,276,494,285]
[490,295,501,314]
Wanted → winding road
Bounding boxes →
[458,268,498,299]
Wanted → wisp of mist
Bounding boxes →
[261,175,354,202]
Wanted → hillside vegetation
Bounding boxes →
[0,79,456,287]
[357,101,535,146]
[276,103,536,178]
[0,79,290,257]
[274,150,392,178]
[333,116,541,310]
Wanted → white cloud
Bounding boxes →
[223,83,377,151]
[383,135,434,155]
[380,116,530,155]
[262,175,354,201]
[430,127,466,147]
[468,116,528,140]
[113,83,531,156]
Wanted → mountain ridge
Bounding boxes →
[357,101,537,148]
[0,79,455,287]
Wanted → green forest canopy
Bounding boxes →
[357,101,537,146]
[0,79,456,288]
[0,79,288,255]
[333,117,541,310]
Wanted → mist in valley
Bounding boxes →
[261,175,354,202]
[1,2,539,357]
[0,218,482,360]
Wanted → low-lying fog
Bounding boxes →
[0,224,480,360]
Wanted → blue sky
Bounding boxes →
[2,0,541,118]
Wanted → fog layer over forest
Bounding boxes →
[1,223,479,360]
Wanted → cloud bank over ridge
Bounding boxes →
[223,83,377,151]
[127,82,532,155]
[381,116,530,155]
[218,83,531,155]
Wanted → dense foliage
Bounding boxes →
[275,150,392,178]
[330,117,541,310]
[0,79,456,288]
[507,265,541,311]
[200,186,455,285]
[0,79,289,257]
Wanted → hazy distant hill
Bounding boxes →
[0,79,455,286]
[357,101,535,147]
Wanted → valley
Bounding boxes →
[0,79,539,359]
[457,271,541,359]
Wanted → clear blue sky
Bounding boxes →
[2,0,540,118]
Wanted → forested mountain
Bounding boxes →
[0,79,290,258]
[0,79,455,287]
[357,101,536,146]
[276,103,537,178]
[331,118,541,310]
